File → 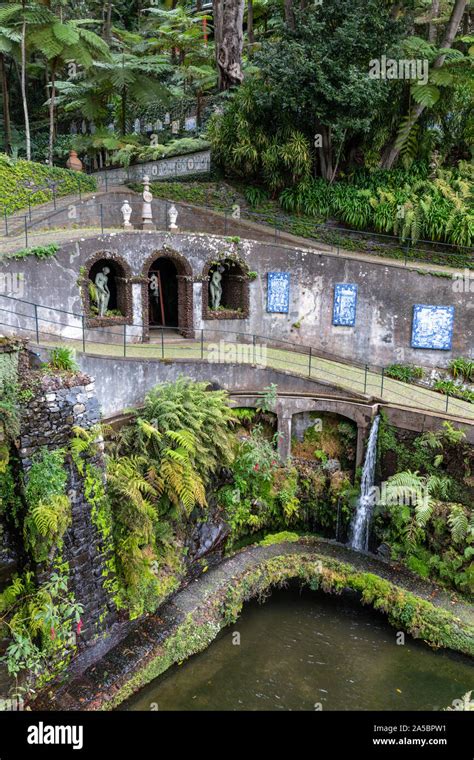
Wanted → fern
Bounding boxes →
[448,505,469,544]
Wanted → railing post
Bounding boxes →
[364,364,368,394]
[309,346,312,377]
[82,315,86,353]
[123,324,127,357]
[253,334,256,364]
[380,367,385,398]
[161,328,165,359]
[200,328,204,359]
[34,304,39,343]
[24,216,28,249]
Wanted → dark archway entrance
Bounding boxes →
[148,257,179,327]
[142,250,194,339]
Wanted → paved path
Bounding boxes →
[34,337,474,420]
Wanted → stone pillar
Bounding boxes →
[18,373,117,645]
[277,414,292,463]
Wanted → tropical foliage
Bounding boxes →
[104,378,237,617]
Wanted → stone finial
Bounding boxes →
[141,175,155,231]
[168,204,178,231]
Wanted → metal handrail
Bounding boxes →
[1,197,472,268]
[0,292,472,421]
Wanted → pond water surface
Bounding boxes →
[125,587,473,711]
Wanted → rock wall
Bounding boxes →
[18,374,117,645]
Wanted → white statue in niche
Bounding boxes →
[141,175,155,230]
[94,267,110,317]
[121,199,133,228]
[210,266,224,310]
[168,204,178,230]
[149,273,160,304]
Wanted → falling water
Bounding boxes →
[349,415,380,552]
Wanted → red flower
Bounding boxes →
[50,626,56,640]
[271,461,277,467]
[76,619,83,635]
[254,463,259,471]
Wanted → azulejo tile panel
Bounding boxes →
[333,284,358,326]
[411,305,454,350]
[267,272,290,313]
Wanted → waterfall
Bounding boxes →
[349,415,380,552]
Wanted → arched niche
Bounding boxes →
[202,256,250,321]
[81,253,133,328]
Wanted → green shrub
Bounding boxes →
[385,363,424,383]
[6,244,59,261]
[449,358,474,383]
[0,154,96,215]
[48,347,79,373]
[278,167,473,249]
[433,380,474,403]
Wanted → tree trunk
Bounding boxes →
[121,88,127,135]
[197,91,202,127]
[247,0,254,44]
[428,0,440,43]
[317,124,333,180]
[0,53,11,155]
[48,63,56,166]
[213,0,245,90]
[284,0,296,30]
[21,16,31,160]
[381,0,468,169]
[103,2,113,44]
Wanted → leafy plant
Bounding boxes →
[449,358,474,383]
[24,448,70,563]
[48,347,79,373]
[385,364,423,383]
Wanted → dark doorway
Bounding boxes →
[148,257,178,327]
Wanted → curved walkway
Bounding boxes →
[0,189,468,276]
[36,337,474,421]
[31,538,474,712]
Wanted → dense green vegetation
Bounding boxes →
[0,154,96,215]
[376,417,474,594]
[0,1,471,245]
[0,371,473,696]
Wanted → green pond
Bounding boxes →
[125,587,473,711]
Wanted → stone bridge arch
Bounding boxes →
[229,395,377,465]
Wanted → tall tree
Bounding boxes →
[0,24,19,154]
[31,18,111,165]
[213,0,244,90]
[381,0,469,168]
